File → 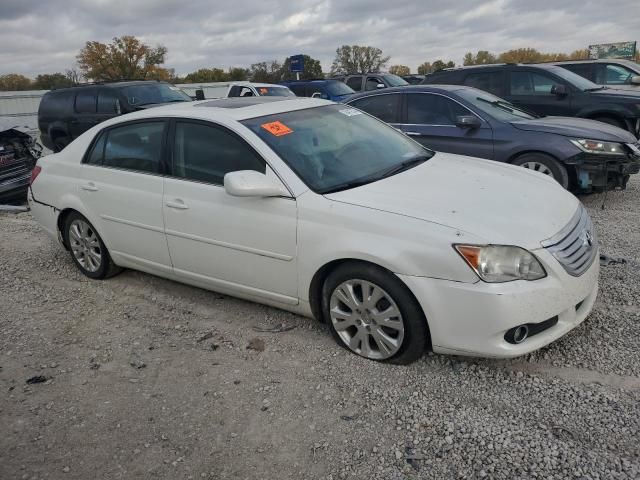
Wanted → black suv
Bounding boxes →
[422,63,640,137]
[551,59,640,89]
[332,73,408,92]
[38,81,191,151]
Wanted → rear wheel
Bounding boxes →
[322,262,429,364]
[64,212,121,279]
[512,153,569,189]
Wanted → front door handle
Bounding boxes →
[81,182,98,192]
[404,132,421,136]
[165,199,189,210]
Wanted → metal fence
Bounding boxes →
[0,90,48,137]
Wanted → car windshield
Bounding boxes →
[256,86,296,97]
[122,84,192,106]
[241,104,433,194]
[383,74,409,86]
[456,88,536,121]
[546,66,601,91]
[325,81,355,96]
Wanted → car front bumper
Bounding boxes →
[567,150,640,191]
[397,248,599,358]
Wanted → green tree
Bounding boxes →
[183,68,228,83]
[249,60,283,83]
[431,59,455,72]
[33,73,74,90]
[227,67,250,81]
[330,45,390,75]
[463,50,497,65]
[77,35,170,81]
[389,65,410,76]
[417,62,433,75]
[0,74,32,91]
[280,55,324,80]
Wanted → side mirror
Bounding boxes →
[195,89,205,101]
[455,115,482,129]
[224,170,289,198]
[630,75,640,85]
[551,84,568,96]
[376,83,386,89]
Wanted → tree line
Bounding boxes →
[1,36,638,91]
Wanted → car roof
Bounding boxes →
[49,80,169,92]
[549,59,640,67]
[230,81,289,88]
[346,84,465,101]
[100,97,332,123]
[430,63,561,73]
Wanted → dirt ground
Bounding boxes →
[1,178,639,480]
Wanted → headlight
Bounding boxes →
[454,245,546,283]
[570,139,626,156]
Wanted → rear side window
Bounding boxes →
[40,91,74,116]
[172,121,265,185]
[561,64,593,81]
[101,122,165,173]
[75,90,97,113]
[346,76,362,91]
[406,93,470,125]
[463,72,504,96]
[85,132,106,165]
[349,94,401,123]
[97,89,121,114]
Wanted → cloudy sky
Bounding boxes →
[1,0,638,78]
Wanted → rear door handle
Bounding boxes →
[81,182,98,192]
[165,199,189,210]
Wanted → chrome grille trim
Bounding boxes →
[541,204,598,277]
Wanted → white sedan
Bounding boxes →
[28,97,599,364]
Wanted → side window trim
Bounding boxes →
[166,118,268,188]
[80,118,170,176]
[397,92,485,126]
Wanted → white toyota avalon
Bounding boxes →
[28,97,599,364]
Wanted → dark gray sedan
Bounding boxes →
[345,85,640,191]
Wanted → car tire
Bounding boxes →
[52,136,70,152]
[593,116,626,130]
[321,262,429,364]
[64,212,121,279]
[511,153,569,189]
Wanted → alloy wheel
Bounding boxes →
[520,161,553,177]
[68,219,102,273]
[329,279,405,360]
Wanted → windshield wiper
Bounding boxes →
[584,86,607,91]
[319,154,431,194]
[475,97,538,118]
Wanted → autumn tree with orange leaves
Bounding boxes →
[77,36,171,81]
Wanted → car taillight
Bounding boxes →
[29,165,42,185]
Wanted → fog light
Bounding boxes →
[505,325,529,344]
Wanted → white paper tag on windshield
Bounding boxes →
[339,108,363,117]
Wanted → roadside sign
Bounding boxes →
[588,41,637,59]
[289,55,305,73]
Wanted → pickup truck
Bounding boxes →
[179,82,295,100]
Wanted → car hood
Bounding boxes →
[325,153,579,250]
[510,116,636,142]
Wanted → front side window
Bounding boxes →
[365,77,383,91]
[510,71,563,95]
[241,104,433,193]
[349,94,401,123]
[346,76,362,91]
[325,81,355,96]
[172,121,265,185]
[406,93,470,125]
[75,90,97,113]
[382,74,409,87]
[102,122,165,173]
[601,64,634,85]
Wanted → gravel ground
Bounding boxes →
[1,177,639,480]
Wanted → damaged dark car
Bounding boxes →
[346,85,640,192]
[0,120,42,204]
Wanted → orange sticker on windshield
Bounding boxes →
[261,121,293,137]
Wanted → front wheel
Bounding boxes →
[321,262,429,364]
[64,212,121,279]
[511,153,569,189]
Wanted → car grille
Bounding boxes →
[541,204,598,277]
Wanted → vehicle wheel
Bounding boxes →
[593,116,626,130]
[52,136,69,152]
[512,153,569,189]
[64,212,121,279]
[321,262,429,364]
